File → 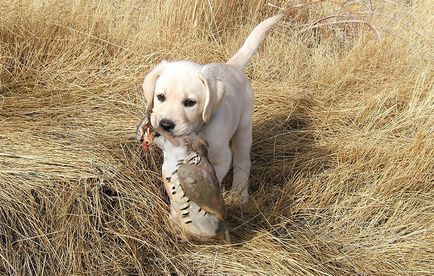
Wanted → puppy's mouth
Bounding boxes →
[151,116,198,137]
[171,125,193,136]
[158,123,193,137]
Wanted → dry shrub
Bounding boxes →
[1,0,433,275]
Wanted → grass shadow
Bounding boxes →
[223,95,334,244]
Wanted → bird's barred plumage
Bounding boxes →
[138,124,230,243]
[167,151,210,227]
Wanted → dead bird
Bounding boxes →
[137,119,230,243]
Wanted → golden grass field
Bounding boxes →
[1,0,433,274]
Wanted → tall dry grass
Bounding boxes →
[1,0,433,274]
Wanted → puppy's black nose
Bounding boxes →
[159,119,175,131]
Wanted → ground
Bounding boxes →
[1,0,433,275]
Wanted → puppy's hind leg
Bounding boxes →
[231,121,252,204]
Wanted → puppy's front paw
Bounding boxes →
[239,189,249,204]
[228,189,249,204]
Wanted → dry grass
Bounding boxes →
[1,0,433,275]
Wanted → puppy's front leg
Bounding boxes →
[231,125,252,203]
[207,145,232,186]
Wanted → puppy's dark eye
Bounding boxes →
[183,99,196,107]
[157,94,166,102]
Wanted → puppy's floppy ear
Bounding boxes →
[198,66,226,123]
[143,61,166,114]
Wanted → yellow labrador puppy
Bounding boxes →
[141,15,283,203]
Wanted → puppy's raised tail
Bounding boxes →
[227,14,283,70]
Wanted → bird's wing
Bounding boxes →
[177,162,225,218]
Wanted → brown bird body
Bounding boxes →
[136,120,229,243]
[177,150,225,219]
[162,138,230,243]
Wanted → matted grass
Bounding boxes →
[1,0,433,274]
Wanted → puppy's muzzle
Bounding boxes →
[160,119,175,132]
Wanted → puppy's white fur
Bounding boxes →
[142,15,283,202]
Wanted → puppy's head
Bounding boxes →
[142,61,225,136]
